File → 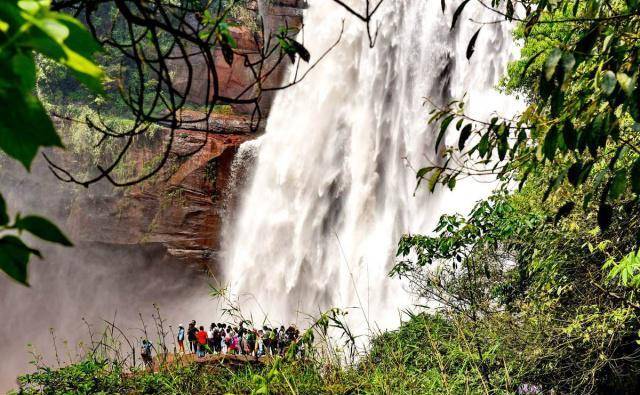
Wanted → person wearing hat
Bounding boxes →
[177,324,185,354]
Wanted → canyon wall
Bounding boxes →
[56,1,306,273]
[0,3,305,390]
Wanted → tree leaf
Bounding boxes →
[609,170,627,200]
[524,11,540,37]
[416,166,435,179]
[506,0,514,20]
[544,48,562,81]
[11,52,36,91]
[477,133,490,158]
[600,70,616,95]
[574,23,599,63]
[0,194,8,226]
[451,0,471,31]
[428,168,443,192]
[598,202,613,231]
[458,124,473,151]
[289,39,310,62]
[567,161,582,186]
[54,13,101,58]
[616,72,636,96]
[562,120,577,150]
[561,52,575,77]
[435,115,454,153]
[221,41,234,66]
[15,216,73,246]
[578,160,594,185]
[466,28,481,60]
[554,201,575,224]
[0,89,62,170]
[542,126,558,161]
[0,235,40,285]
[520,50,545,79]
[631,158,640,194]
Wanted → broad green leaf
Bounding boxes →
[15,215,73,246]
[40,18,69,42]
[542,127,558,160]
[20,13,69,43]
[429,168,443,192]
[11,52,36,91]
[435,115,454,153]
[447,176,456,190]
[562,120,577,150]
[0,89,62,169]
[16,0,40,14]
[520,49,545,79]
[560,52,575,82]
[600,70,616,95]
[416,167,435,178]
[616,72,636,96]
[62,47,103,79]
[477,133,490,158]
[544,48,562,81]
[609,170,627,200]
[54,13,101,58]
[21,27,66,60]
[0,235,41,285]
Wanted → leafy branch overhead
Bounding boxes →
[0,0,99,285]
[0,0,384,286]
[419,0,640,232]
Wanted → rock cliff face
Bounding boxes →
[65,117,254,272]
[60,2,306,273]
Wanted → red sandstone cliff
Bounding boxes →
[59,2,305,273]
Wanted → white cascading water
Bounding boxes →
[223,0,519,331]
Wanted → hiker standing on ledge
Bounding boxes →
[177,324,185,354]
[196,326,208,357]
[187,321,198,354]
[141,339,154,371]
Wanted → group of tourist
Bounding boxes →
[176,320,302,358]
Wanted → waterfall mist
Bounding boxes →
[0,160,212,392]
[222,0,520,332]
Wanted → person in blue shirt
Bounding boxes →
[177,324,185,354]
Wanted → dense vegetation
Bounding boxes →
[7,0,640,394]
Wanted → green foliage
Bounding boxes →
[604,249,640,287]
[395,179,640,392]
[276,26,311,64]
[424,0,640,233]
[0,0,102,285]
[17,358,124,394]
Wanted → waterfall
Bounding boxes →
[222,0,519,330]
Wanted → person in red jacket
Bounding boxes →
[196,326,208,357]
